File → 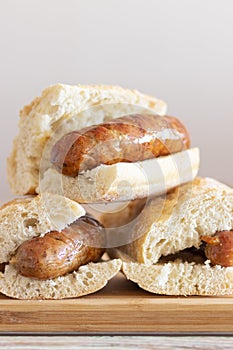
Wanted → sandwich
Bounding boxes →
[0,193,121,299]
[108,177,233,296]
[7,84,199,203]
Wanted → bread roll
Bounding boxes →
[110,177,233,263]
[8,84,166,196]
[108,177,233,295]
[0,194,121,299]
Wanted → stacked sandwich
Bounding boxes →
[1,84,232,299]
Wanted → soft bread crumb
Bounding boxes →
[0,193,85,263]
[122,260,233,296]
[0,260,122,299]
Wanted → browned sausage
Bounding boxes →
[201,231,233,267]
[51,114,190,177]
[10,216,105,280]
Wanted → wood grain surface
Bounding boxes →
[0,336,233,350]
[1,273,233,334]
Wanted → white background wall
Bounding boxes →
[0,0,232,204]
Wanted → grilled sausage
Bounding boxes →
[201,231,233,267]
[51,114,190,177]
[10,216,105,280]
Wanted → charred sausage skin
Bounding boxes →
[201,231,233,267]
[11,216,105,280]
[51,114,190,177]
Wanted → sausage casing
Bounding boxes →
[201,231,233,267]
[51,114,190,177]
[11,216,105,280]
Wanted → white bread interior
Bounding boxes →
[109,178,233,296]
[122,261,233,296]
[7,84,167,196]
[39,148,200,203]
[0,260,121,300]
[0,194,121,299]
[0,193,85,264]
[108,177,233,263]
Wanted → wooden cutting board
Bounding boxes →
[0,272,233,334]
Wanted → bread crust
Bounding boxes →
[7,84,167,195]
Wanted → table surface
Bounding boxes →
[2,272,233,334]
[0,336,233,349]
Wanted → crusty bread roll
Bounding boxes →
[108,177,233,295]
[39,147,200,203]
[110,177,233,263]
[0,194,121,299]
[7,84,167,196]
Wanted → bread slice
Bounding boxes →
[0,259,121,300]
[0,194,121,299]
[122,261,233,296]
[7,84,167,196]
[39,147,200,203]
[112,249,233,296]
[108,177,233,262]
